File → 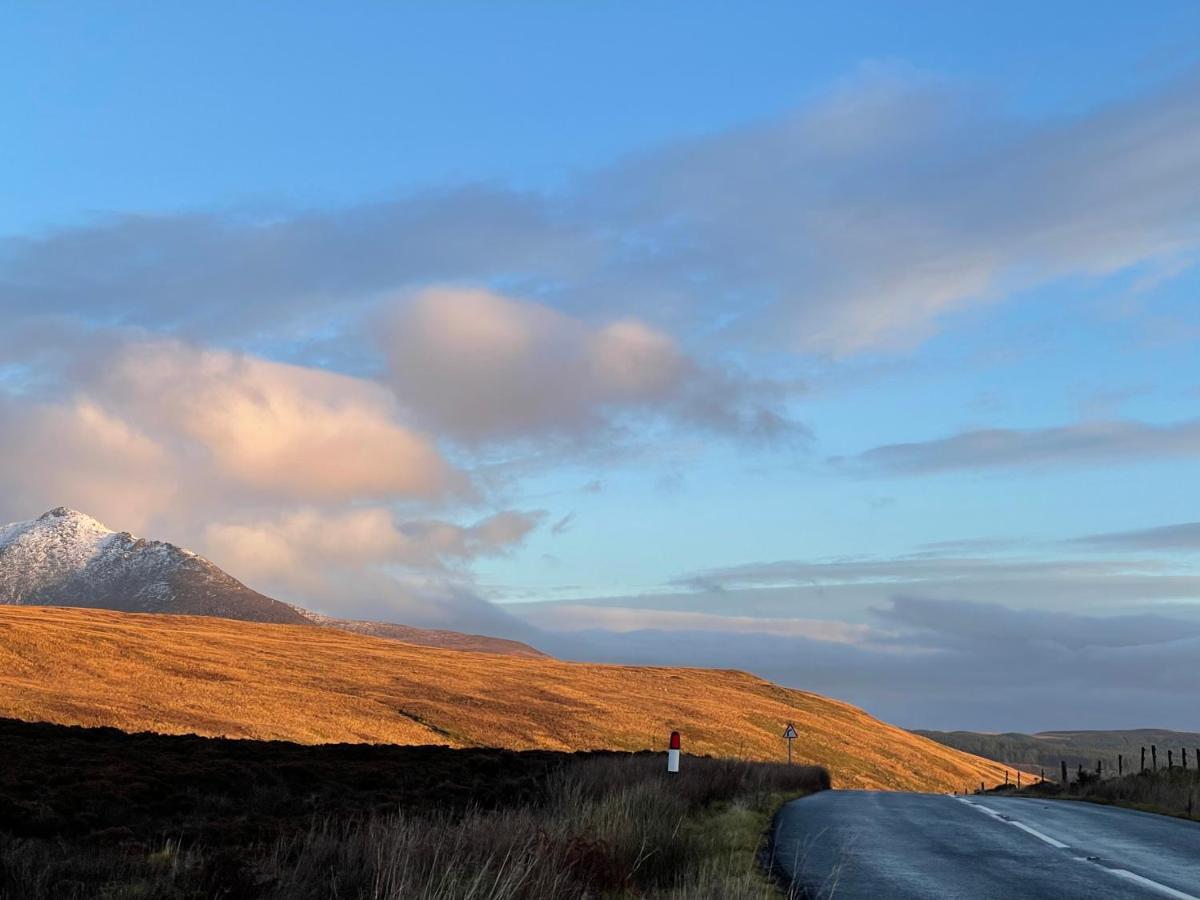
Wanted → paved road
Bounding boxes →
[773,791,1200,899]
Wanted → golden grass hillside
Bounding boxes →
[0,605,1009,792]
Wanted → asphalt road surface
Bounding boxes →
[773,791,1200,899]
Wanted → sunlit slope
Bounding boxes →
[0,606,1008,791]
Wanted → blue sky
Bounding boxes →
[3,2,1200,730]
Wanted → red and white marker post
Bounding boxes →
[667,730,681,773]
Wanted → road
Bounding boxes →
[773,791,1200,899]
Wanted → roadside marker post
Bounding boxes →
[783,722,798,764]
[667,730,681,774]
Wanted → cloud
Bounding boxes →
[520,595,1200,731]
[849,418,1200,474]
[382,287,797,443]
[0,395,177,532]
[4,69,1198,356]
[0,333,473,560]
[1073,521,1200,552]
[671,554,1179,592]
[515,603,878,644]
[583,66,1200,352]
[204,506,543,596]
[531,551,1200,628]
[107,340,465,502]
[874,594,1200,651]
[0,187,592,339]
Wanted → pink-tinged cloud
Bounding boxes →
[204,506,544,593]
[0,397,177,533]
[383,287,796,442]
[102,341,464,502]
[516,602,879,645]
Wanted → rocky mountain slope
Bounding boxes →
[0,507,308,624]
[0,605,1013,792]
[0,507,544,656]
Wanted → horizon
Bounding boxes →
[4,2,1200,734]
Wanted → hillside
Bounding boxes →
[0,507,545,658]
[918,728,1200,775]
[0,605,1009,792]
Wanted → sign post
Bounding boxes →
[667,730,681,774]
[783,723,797,764]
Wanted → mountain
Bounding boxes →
[917,729,1200,775]
[0,507,545,657]
[0,604,1012,792]
[0,507,308,624]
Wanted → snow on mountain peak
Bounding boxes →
[0,507,309,624]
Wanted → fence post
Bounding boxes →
[1153,745,1158,771]
[1169,750,1174,769]
[1061,760,1068,785]
[1142,747,1147,772]
[1119,754,1123,777]
[1017,770,1022,789]
[1097,760,1103,779]
[1184,748,1189,771]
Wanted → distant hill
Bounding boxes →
[0,605,1012,793]
[292,608,548,658]
[917,729,1200,776]
[0,507,544,658]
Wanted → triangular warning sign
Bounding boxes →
[783,723,797,739]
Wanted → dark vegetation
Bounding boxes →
[0,717,827,898]
[991,747,1200,823]
[920,728,1200,775]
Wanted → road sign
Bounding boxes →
[783,722,797,764]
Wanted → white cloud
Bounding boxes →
[516,603,878,644]
[204,506,544,595]
[98,340,462,502]
[0,396,177,532]
[383,287,795,442]
[9,70,1196,356]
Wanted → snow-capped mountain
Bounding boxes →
[0,507,308,624]
[0,507,547,656]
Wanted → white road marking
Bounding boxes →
[954,797,1200,899]
[1009,820,1070,849]
[1103,868,1200,900]
[955,797,1070,848]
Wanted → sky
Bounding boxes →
[3,2,1200,732]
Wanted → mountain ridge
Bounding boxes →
[0,507,543,657]
[0,507,309,624]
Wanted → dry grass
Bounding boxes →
[0,605,1009,791]
[1017,767,1200,820]
[0,754,823,899]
